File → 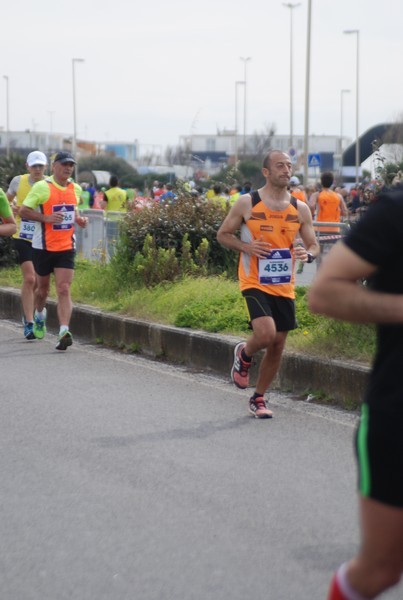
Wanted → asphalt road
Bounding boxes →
[1,319,401,600]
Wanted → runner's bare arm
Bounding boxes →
[339,194,349,216]
[20,205,64,224]
[308,242,403,323]
[308,191,318,215]
[75,211,88,228]
[295,201,320,261]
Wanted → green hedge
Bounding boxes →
[115,195,238,283]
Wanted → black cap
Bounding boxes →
[53,151,76,165]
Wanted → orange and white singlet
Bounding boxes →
[239,191,301,299]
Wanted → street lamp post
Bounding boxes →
[48,110,55,155]
[3,75,9,159]
[339,89,350,174]
[303,0,312,183]
[234,80,245,166]
[283,2,301,149]
[343,29,360,185]
[239,57,251,157]
[72,58,85,156]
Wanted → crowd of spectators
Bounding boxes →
[78,173,395,224]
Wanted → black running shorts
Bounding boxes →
[12,238,33,265]
[32,248,76,276]
[356,403,403,508]
[241,288,297,332]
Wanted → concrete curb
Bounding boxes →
[0,287,369,408]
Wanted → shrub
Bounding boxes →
[118,194,238,277]
[131,234,180,287]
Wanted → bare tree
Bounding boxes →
[248,123,277,161]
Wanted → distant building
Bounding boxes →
[104,143,137,162]
[179,131,349,176]
[0,130,137,163]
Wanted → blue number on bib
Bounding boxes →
[259,248,292,284]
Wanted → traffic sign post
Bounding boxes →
[289,147,298,165]
[308,153,321,167]
[308,153,321,181]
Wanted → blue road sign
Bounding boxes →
[308,153,321,167]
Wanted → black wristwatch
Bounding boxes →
[306,252,315,263]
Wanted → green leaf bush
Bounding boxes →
[113,195,238,286]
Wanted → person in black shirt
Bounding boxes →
[308,186,403,600]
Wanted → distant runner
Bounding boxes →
[7,150,48,339]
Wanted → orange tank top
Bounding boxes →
[238,191,301,299]
[316,189,341,232]
[38,180,78,251]
[290,188,307,203]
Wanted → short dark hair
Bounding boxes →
[109,175,118,187]
[320,172,334,188]
[213,184,222,195]
[262,149,287,169]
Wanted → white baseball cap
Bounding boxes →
[290,176,300,185]
[26,150,48,167]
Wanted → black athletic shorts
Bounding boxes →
[356,403,403,508]
[241,288,297,332]
[32,248,76,276]
[12,238,33,265]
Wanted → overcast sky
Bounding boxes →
[1,0,402,154]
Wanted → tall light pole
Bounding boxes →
[72,58,85,156]
[240,57,251,157]
[283,2,301,149]
[303,0,312,183]
[343,29,360,185]
[234,80,245,166]
[48,110,55,156]
[339,89,350,174]
[3,75,9,159]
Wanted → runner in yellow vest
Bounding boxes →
[6,150,48,339]
[102,176,127,212]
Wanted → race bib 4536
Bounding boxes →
[258,248,292,285]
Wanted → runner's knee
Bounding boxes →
[56,281,71,297]
[23,273,36,288]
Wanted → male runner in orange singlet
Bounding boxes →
[20,152,88,351]
[217,150,319,418]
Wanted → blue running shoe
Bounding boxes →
[24,321,36,340]
[33,308,47,339]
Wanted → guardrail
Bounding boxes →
[75,211,351,264]
[312,221,351,266]
[75,210,124,262]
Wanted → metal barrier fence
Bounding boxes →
[75,210,125,262]
[312,221,350,266]
[75,211,351,265]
